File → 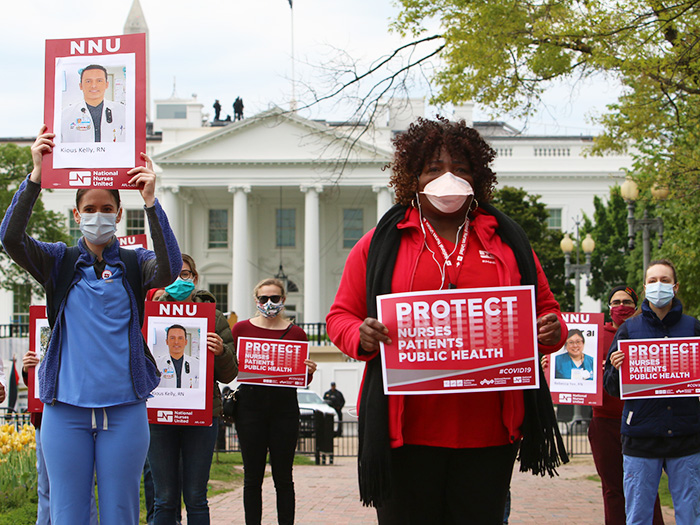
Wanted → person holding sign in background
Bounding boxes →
[591,286,665,525]
[0,125,181,525]
[232,278,317,525]
[148,254,238,524]
[326,117,568,524]
[61,64,126,143]
[605,260,700,525]
[555,329,595,380]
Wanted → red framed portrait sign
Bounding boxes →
[545,312,605,406]
[42,33,146,189]
[143,302,216,426]
[619,337,700,399]
[237,337,310,388]
[27,306,49,412]
[377,286,539,395]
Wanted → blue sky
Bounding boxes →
[0,0,620,138]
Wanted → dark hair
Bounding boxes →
[75,188,121,209]
[80,64,108,82]
[646,258,678,283]
[166,324,187,338]
[389,116,498,206]
[566,328,585,343]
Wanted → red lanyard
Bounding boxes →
[422,217,470,289]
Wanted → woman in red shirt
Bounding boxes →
[232,278,316,525]
[327,117,568,523]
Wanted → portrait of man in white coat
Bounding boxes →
[157,324,200,389]
[61,64,126,143]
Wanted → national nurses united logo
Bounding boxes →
[69,171,91,186]
[157,410,174,422]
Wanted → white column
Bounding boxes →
[229,185,251,319]
[301,184,323,323]
[159,185,180,241]
[373,184,394,222]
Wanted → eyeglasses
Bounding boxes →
[610,300,635,307]
[257,295,282,304]
[180,270,194,280]
[566,339,584,346]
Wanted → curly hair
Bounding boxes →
[388,116,498,206]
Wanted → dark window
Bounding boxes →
[13,283,31,324]
[343,208,364,248]
[208,209,228,248]
[276,209,296,248]
[67,211,81,245]
[126,209,145,236]
[209,284,229,312]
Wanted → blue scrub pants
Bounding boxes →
[36,426,99,525]
[41,402,150,525]
[624,451,700,525]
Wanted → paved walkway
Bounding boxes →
[204,455,677,524]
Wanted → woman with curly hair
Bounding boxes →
[327,117,568,524]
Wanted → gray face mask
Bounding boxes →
[78,212,118,245]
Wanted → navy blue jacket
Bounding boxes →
[604,299,700,456]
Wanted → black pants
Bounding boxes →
[376,443,518,525]
[235,385,299,525]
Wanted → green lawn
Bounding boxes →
[0,452,314,525]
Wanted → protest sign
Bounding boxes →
[546,312,605,406]
[237,337,310,388]
[118,234,148,250]
[43,33,146,189]
[27,306,49,412]
[618,337,700,399]
[144,301,215,426]
[377,286,539,395]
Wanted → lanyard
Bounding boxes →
[422,217,470,289]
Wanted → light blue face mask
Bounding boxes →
[645,281,675,308]
[78,211,118,245]
[165,278,195,301]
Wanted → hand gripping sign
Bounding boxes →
[618,337,700,399]
[237,337,310,388]
[377,286,539,395]
[143,301,215,426]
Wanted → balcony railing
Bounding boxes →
[297,323,331,345]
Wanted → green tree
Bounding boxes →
[581,185,638,305]
[491,186,574,311]
[0,143,71,299]
[387,0,700,314]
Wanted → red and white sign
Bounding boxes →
[237,337,310,388]
[42,33,146,189]
[545,312,605,406]
[377,286,539,395]
[143,301,215,425]
[619,337,700,399]
[118,234,148,250]
[27,306,49,412]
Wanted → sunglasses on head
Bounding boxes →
[257,295,282,304]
